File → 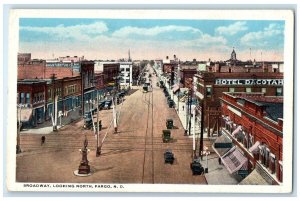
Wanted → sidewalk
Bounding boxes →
[160,75,200,137]
[201,153,240,185]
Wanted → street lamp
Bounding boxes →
[203,146,210,173]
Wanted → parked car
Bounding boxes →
[83,112,92,119]
[83,118,93,129]
[164,150,175,164]
[104,100,112,109]
[190,158,204,175]
[166,119,173,129]
[162,130,172,143]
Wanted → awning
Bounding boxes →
[18,108,33,122]
[249,141,260,153]
[232,125,242,136]
[213,134,233,158]
[221,146,248,174]
[172,84,180,93]
[239,169,269,185]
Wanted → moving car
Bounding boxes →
[164,150,175,164]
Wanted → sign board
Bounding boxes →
[215,79,283,86]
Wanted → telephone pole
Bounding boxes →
[51,73,57,131]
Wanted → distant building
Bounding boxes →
[179,65,197,88]
[18,53,31,64]
[119,62,133,89]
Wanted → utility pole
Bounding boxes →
[199,100,204,160]
[51,73,57,131]
[17,104,24,154]
[188,89,192,136]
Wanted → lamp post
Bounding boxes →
[203,146,210,173]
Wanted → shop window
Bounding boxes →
[26,93,30,104]
[20,93,25,104]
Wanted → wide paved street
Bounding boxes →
[16,68,208,184]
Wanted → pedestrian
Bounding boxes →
[218,157,222,165]
[182,105,184,111]
[41,136,46,146]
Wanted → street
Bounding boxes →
[16,67,207,184]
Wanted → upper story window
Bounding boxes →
[261,88,266,94]
[229,88,235,93]
[276,87,283,96]
[246,88,252,93]
[206,87,212,96]
[26,93,30,104]
[20,93,25,104]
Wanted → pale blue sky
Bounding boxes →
[19,18,285,61]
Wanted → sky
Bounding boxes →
[19,18,285,61]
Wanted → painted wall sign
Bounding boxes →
[215,79,283,86]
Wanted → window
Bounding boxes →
[246,88,252,93]
[48,89,52,100]
[229,88,235,93]
[261,88,266,94]
[276,87,283,96]
[206,87,212,96]
[20,93,24,104]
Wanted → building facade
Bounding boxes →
[217,92,283,184]
[193,63,283,137]
[119,62,133,89]
[17,80,47,127]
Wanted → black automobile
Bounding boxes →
[166,119,173,129]
[83,112,92,119]
[168,100,175,108]
[190,158,204,175]
[164,150,175,164]
[98,100,106,110]
[83,118,93,129]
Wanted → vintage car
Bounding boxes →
[83,118,93,130]
[166,119,174,129]
[190,158,204,175]
[162,130,172,143]
[164,150,175,164]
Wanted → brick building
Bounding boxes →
[17,60,96,127]
[17,53,31,64]
[180,65,197,89]
[17,80,47,127]
[214,92,283,185]
[193,63,283,137]
[18,60,79,80]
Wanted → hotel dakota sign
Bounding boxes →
[215,79,284,86]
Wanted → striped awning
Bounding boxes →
[172,84,180,93]
[249,141,260,153]
[221,146,248,174]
